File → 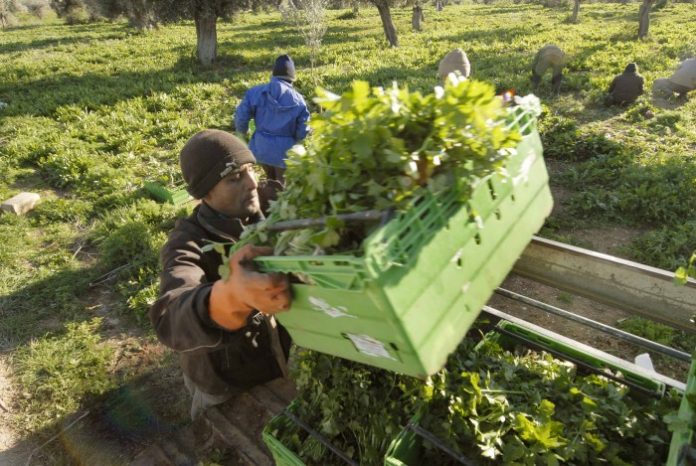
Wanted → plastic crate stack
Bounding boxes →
[254,106,553,378]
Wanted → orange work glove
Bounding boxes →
[209,244,291,331]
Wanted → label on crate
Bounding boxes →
[512,152,536,186]
[308,296,356,319]
[346,334,396,360]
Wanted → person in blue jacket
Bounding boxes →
[234,54,310,184]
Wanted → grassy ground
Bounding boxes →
[0,2,695,463]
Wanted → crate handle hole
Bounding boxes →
[494,209,501,220]
[510,194,516,203]
[487,180,497,200]
[474,234,482,245]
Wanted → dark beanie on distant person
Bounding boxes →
[272,54,296,82]
[625,63,638,73]
[179,129,256,199]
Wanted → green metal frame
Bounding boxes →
[666,355,696,466]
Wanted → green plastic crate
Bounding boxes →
[262,403,360,466]
[255,108,553,377]
[385,329,681,466]
[143,181,191,205]
[384,415,423,466]
[262,411,306,466]
[666,355,696,466]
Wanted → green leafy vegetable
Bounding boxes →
[238,77,520,256]
[276,331,679,466]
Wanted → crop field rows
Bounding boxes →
[0,2,695,464]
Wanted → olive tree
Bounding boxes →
[411,1,423,31]
[0,0,19,27]
[285,0,329,72]
[151,0,272,66]
[637,0,654,38]
[570,0,579,22]
[370,0,397,46]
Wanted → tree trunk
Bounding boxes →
[351,0,359,15]
[411,5,423,31]
[637,0,653,38]
[195,12,217,66]
[570,0,579,22]
[374,1,398,47]
[436,0,443,11]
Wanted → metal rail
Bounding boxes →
[407,422,476,466]
[282,409,359,466]
[513,236,696,333]
[482,306,686,392]
[495,287,691,363]
[492,325,660,396]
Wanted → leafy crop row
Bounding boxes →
[276,330,678,465]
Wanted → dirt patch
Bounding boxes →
[570,226,644,257]
[0,355,38,465]
[547,184,573,218]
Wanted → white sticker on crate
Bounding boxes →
[308,296,355,319]
[512,151,537,186]
[346,334,396,360]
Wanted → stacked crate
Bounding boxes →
[255,107,553,378]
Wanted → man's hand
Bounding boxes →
[209,244,291,330]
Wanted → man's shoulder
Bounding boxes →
[245,82,272,98]
[165,207,207,246]
[285,86,308,107]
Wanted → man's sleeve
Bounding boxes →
[234,91,254,135]
[149,231,244,355]
[608,76,618,93]
[294,99,310,141]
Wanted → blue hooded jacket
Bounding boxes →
[234,77,310,168]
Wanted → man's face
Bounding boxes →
[203,164,260,219]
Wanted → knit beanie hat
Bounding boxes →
[272,54,296,82]
[179,130,256,199]
[438,49,471,81]
[625,63,638,73]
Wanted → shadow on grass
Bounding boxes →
[0,30,130,55]
[438,25,537,47]
[0,207,161,349]
[0,18,381,116]
[0,50,256,117]
[0,368,191,466]
[0,266,98,349]
[550,132,696,226]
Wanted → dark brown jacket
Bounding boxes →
[608,71,644,104]
[149,196,291,396]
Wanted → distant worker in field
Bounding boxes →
[438,48,471,82]
[234,54,310,184]
[652,57,696,103]
[150,130,292,421]
[531,45,567,94]
[605,63,644,106]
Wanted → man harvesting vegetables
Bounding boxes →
[234,54,310,184]
[437,48,471,82]
[150,129,292,421]
[605,63,644,106]
[530,44,567,94]
[652,57,696,103]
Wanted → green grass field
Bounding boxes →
[1,2,695,462]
